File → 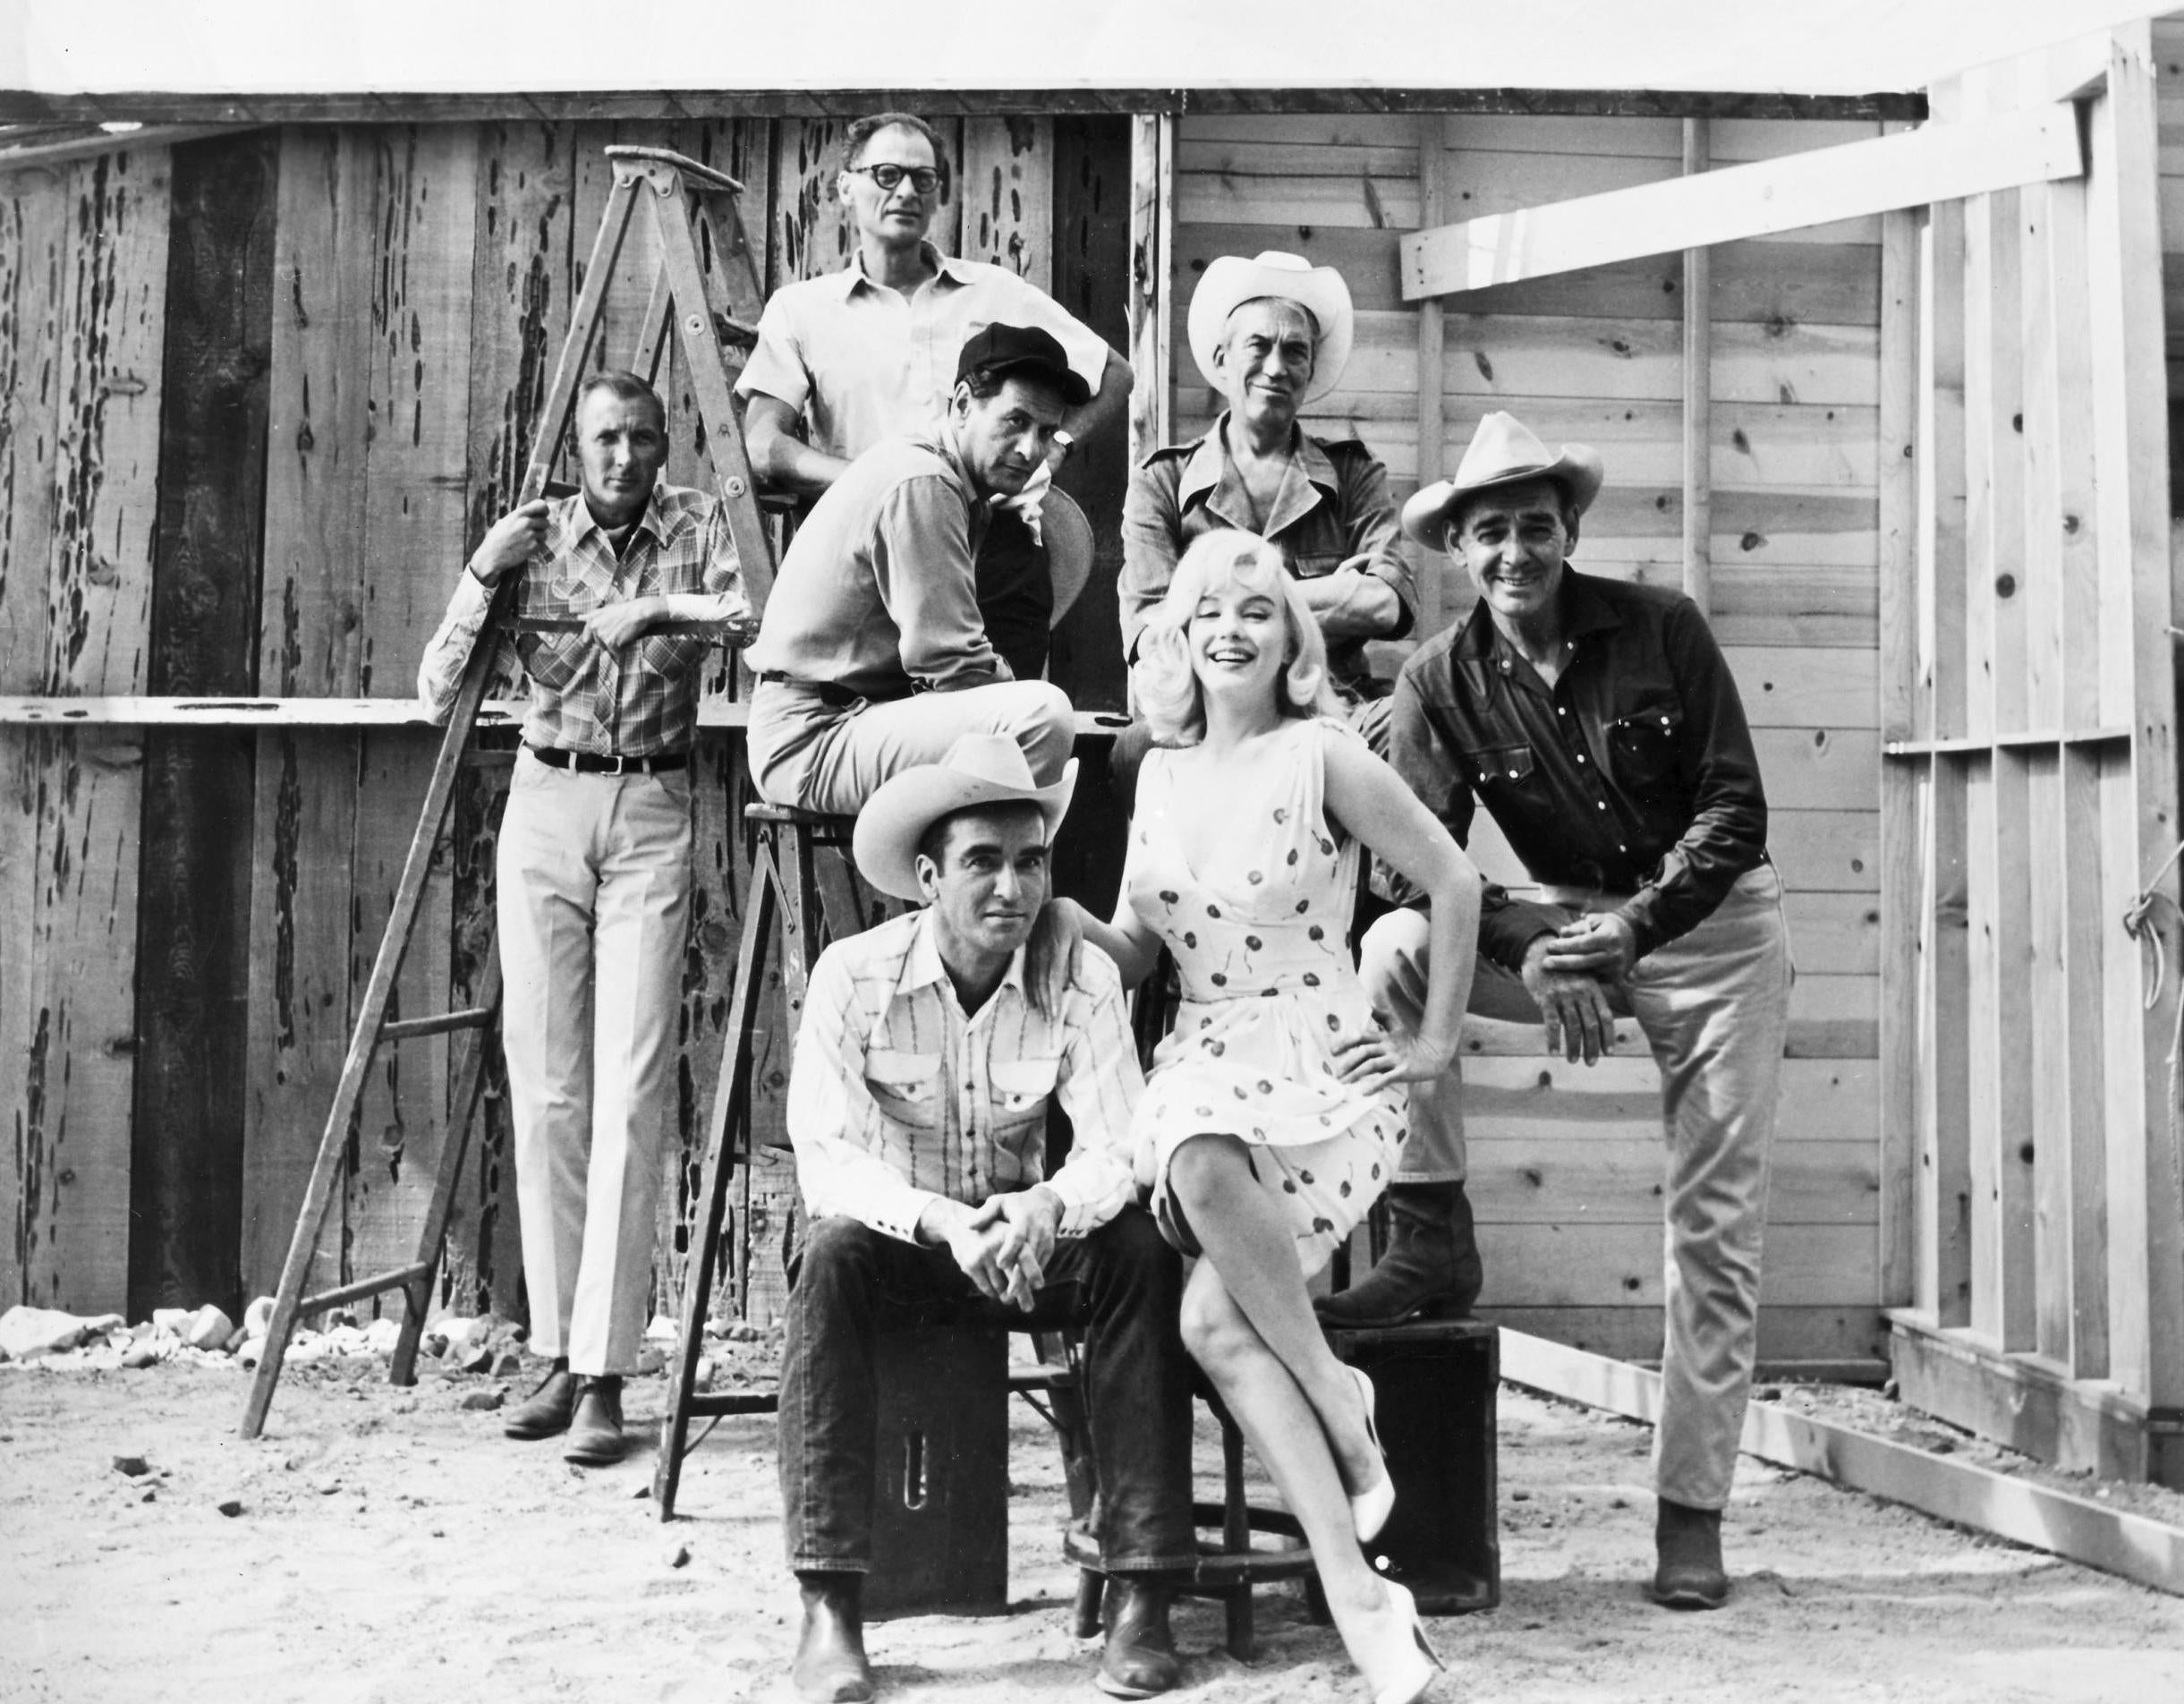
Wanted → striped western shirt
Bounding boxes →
[417,482,747,756]
[789,908,1143,1243]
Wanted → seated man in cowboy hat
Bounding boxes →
[1117,250,1415,769]
[1326,410,1790,1613]
[738,110,1131,680]
[744,323,1092,817]
[777,732,1196,1703]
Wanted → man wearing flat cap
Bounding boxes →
[1118,251,1415,765]
[738,110,1132,680]
[777,733,1195,1703]
[1325,411,1791,1612]
[745,323,1092,816]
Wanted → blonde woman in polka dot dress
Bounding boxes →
[1063,531,1483,1703]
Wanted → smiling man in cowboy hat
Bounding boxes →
[1118,250,1415,760]
[1326,410,1791,1614]
[777,732,1196,1702]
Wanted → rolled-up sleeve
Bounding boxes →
[417,568,513,723]
[1042,950,1145,1236]
[1340,453,1416,641]
[871,474,1008,690]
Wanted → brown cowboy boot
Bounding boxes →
[1314,1181,1483,1328]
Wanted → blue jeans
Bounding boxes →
[778,1208,1200,1576]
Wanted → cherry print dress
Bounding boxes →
[1125,715,1406,1276]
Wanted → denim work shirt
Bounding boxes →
[1121,418,1416,699]
[1385,568,1769,969]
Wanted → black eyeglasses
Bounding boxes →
[847,163,941,195]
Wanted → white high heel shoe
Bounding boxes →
[1368,1580,1444,1704]
[1347,1364,1394,1544]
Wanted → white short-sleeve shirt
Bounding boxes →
[737,243,1109,462]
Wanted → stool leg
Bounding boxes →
[1074,1569,1107,1640]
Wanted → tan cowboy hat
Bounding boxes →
[1401,411,1606,547]
[853,733,1080,901]
[1187,251,1355,405]
[1042,487,1093,629]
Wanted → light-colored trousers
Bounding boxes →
[497,749,692,1376]
[1359,864,1793,1509]
[748,677,1075,816]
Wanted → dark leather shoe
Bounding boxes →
[1649,1498,1729,1609]
[502,1365,578,1440]
[1097,1577,1179,1699]
[562,1376,625,1465]
[791,1575,875,1704]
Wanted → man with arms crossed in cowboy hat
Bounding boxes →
[777,734,1196,1703]
[738,110,1131,681]
[1327,411,1792,1612]
[744,323,1091,817]
[1117,251,1415,771]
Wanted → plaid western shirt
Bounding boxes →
[417,482,747,756]
[789,908,1144,1244]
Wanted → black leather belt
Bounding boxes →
[756,671,905,709]
[525,745,688,775]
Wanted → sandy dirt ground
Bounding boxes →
[5,1346,2184,1704]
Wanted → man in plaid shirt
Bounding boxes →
[418,371,749,1466]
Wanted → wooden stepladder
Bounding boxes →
[240,146,777,1439]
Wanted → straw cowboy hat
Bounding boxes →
[1187,251,1355,405]
[1041,486,1094,629]
[852,733,1080,901]
[1401,411,1606,547]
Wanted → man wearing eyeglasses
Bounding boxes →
[738,112,1132,680]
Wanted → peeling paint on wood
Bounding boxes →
[961,116,1053,282]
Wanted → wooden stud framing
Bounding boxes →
[1680,117,1711,616]
[1127,113,1172,465]
[1414,114,1450,639]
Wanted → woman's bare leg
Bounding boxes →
[1167,1134,1383,1499]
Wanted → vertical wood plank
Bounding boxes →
[0,163,69,1306]
[1916,753,1972,1325]
[1126,114,1169,466]
[1918,198,1967,746]
[959,116,1054,286]
[1960,185,2025,742]
[2086,22,2184,1406]
[1681,117,1712,617]
[1875,200,1918,1308]
[2027,749,2070,1361]
[129,131,276,1319]
[21,147,170,1311]
[770,118,853,292]
[1414,115,1449,640]
[242,128,370,1299]
[1965,748,2035,1350]
[344,125,478,1310]
[2060,746,2109,1377]
[2016,177,2064,731]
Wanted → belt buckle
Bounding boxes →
[603,753,629,776]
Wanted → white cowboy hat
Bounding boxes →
[1187,251,1355,406]
[853,734,1080,901]
[1401,411,1605,547]
[1042,487,1094,629]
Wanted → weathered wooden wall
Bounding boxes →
[0,115,1133,1326]
[1168,111,1892,1368]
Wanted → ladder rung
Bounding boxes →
[684,1389,780,1418]
[463,749,517,770]
[300,1261,436,1316]
[383,1007,495,1043]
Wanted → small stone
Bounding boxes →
[644,1314,680,1343]
[490,1350,523,1378]
[665,1543,691,1569]
[459,1343,496,1375]
[1510,1488,1532,1502]
[633,1483,652,1500]
[112,1454,151,1478]
[727,1323,763,1342]
[363,1318,401,1354]
[140,1489,156,1504]
[635,1347,667,1377]
[1755,1384,1783,1403]
[242,1296,276,1336]
[225,1326,251,1354]
[183,1305,236,1352]
[216,1497,245,1518]
[461,1389,505,1412]
[121,1342,162,1371]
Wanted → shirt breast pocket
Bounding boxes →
[1608,704,1685,799]
[989,1057,1060,1135]
[864,1049,943,1131]
[1461,743,1541,793]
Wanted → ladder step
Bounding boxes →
[300,1260,436,1316]
[604,143,744,196]
[383,1006,495,1043]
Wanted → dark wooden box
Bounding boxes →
[866,1325,1010,1618]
